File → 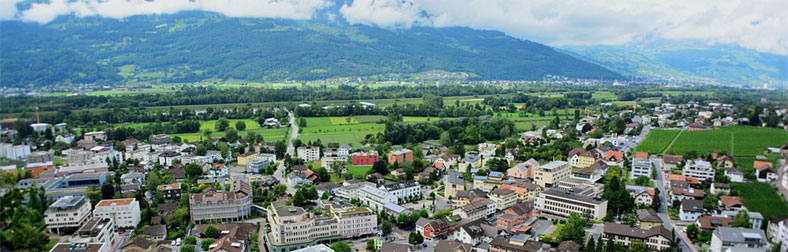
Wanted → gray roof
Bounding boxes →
[276,206,306,217]
[540,188,606,204]
[713,227,767,244]
[382,180,419,191]
[603,222,672,240]
[446,171,464,184]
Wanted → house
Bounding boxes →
[662,155,684,170]
[416,218,448,240]
[500,181,540,202]
[507,158,538,179]
[435,240,473,252]
[568,148,596,168]
[636,209,662,228]
[453,198,494,222]
[157,182,182,200]
[725,168,745,183]
[458,155,482,172]
[711,183,731,195]
[490,187,518,210]
[605,150,625,166]
[603,222,673,251]
[679,199,705,222]
[718,196,746,211]
[121,237,154,252]
[710,227,769,252]
[716,155,735,169]
[625,185,655,207]
[683,159,715,182]
[454,219,497,245]
[695,215,731,231]
[387,149,413,164]
[142,224,167,241]
[434,154,460,169]
[754,160,777,182]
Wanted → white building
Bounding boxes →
[297,146,321,161]
[49,217,116,252]
[710,227,769,252]
[490,188,518,210]
[535,188,608,220]
[630,158,652,180]
[683,160,715,182]
[92,198,141,228]
[357,185,397,212]
[534,160,571,188]
[31,123,51,133]
[0,143,31,160]
[45,195,92,234]
[380,180,421,203]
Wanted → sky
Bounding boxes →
[1,0,786,55]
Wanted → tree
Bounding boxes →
[273,184,287,197]
[201,238,215,251]
[382,221,392,236]
[184,236,197,245]
[366,239,376,251]
[235,120,246,131]
[315,167,330,182]
[686,224,699,240]
[703,193,718,210]
[330,241,352,252]
[205,225,220,238]
[167,208,189,229]
[558,213,587,245]
[373,159,389,175]
[633,175,650,186]
[100,183,115,199]
[225,127,239,142]
[293,190,307,206]
[732,210,752,228]
[181,244,195,252]
[216,118,230,131]
[185,163,203,180]
[439,131,452,147]
[585,235,596,252]
[408,231,424,245]
[299,118,307,128]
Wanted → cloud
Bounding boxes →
[338,0,788,55]
[16,0,331,24]
[0,0,23,20]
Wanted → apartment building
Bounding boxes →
[452,198,494,222]
[630,157,653,180]
[297,146,321,161]
[535,188,608,220]
[357,185,397,212]
[351,151,379,166]
[444,171,466,199]
[190,180,252,223]
[49,217,116,252]
[381,180,421,203]
[603,222,673,251]
[683,160,715,182]
[45,195,92,234]
[157,182,182,200]
[710,227,769,252]
[568,148,596,168]
[266,206,340,252]
[336,207,377,238]
[0,143,31,160]
[534,161,570,187]
[388,149,414,164]
[490,188,518,211]
[92,198,140,228]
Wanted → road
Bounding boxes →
[274,110,298,195]
[652,157,697,252]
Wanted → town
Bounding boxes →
[1,86,787,252]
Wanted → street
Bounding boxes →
[652,156,697,252]
[273,110,298,195]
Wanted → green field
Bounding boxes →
[118,118,292,142]
[348,165,373,176]
[634,130,681,154]
[663,126,787,156]
[734,182,788,220]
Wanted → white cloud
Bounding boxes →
[0,0,23,20]
[16,0,331,24]
[338,0,788,55]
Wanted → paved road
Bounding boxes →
[274,110,298,195]
[653,157,697,252]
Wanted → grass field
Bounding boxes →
[634,130,681,154]
[348,165,372,176]
[734,182,788,220]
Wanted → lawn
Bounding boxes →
[298,123,383,146]
[348,165,373,176]
[592,91,618,101]
[734,182,788,220]
[663,126,787,156]
[634,129,681,154]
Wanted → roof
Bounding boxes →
[505,201,534,216]
[142,225,167,236]
[681,199,704,213]
[719,196,743,208]
[753,160,773,170]
[380,243,410,252]
[557,241,581,252]
[489,235,543,252]
[636,209,661,223]
[382,180,419,191]
[696,215,731,230]
[276,206,306,217]
[635,152,649,159]
[541,161,567,171]
[603,222,672,240]
[446,171,465,184]
[606,150,624,161]
[492,187,514,196]
[122,237,154,250]
[436,240,473,252]
[663,154,684,164]
[569,148,594,158]
[713,227,767,244]
[96,198,135,207]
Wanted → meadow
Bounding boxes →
[734,182,788,220]
[637,126,788,157]
[634,129,681,154]
[115,118,290,142]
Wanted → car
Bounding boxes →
[171,240,176,246]
[117,230,124,234]
[176,238,182,246]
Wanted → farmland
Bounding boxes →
[638,126,788,157]
[734,182,788,220]
[634,130,681,154]
[115,119,290,142]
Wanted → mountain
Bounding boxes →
[563,39,788,86]
[0,12,620,87]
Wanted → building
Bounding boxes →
[453,198,494,222]
[603,222,673,251]
[489,234,544,252]
[247,154,275,174]
[725,168,745,183]
[444,171,466,199]
[490,188,518,210]
[630,157,652,180]
[150,134,171,145]
[507,159,539,179]
[336,207,377,238]
[237,152,258,166]
[83,131,106,141]
[710,227,769,252]
[500,181,540,202]
[767,217,787,251]
[720,211,764,230]
[357,185,397,212]
[266,206,340,252]
[568,148,596,168]
[388,149,414,164]
[190,181,252,223]
[683,160,715,182]
[625,185,655,207]
[696,215,731,231]
[417,218,449,240]
[92,198,140,228]
[380,180,421,203]
[572,160,608,183]
[0,143,31,160]
[31,123,51,133]
[25,161,54,178]
[535,188,608,220]
[679,199,705,222]
[534,161,570,187]
[157,182,182,200]
[27,151,55,164]
[297,146,321,161]
[45,195,92,234]
[49,217,117,252]
[636,209,662,229]
[142,224,167,241]
[351,151,379,166]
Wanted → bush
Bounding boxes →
[181,244,195,252]
[201,238,215,251]
[184,236,196,245]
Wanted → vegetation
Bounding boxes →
[733,182,788,220]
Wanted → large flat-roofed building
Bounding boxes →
[357,184,397,212]
[0,143,31,160]
[387,149,414,164]
[18,172,109,201]
[630,158,652,180]
[49,217,117,252]
[336,207,377,238]
[603,222,673,251]
[535,188,608,220]
[710,227,769,252]
[157,182,182,200]
[190,180,252,223]
[92,198,140,228]
[380,180,421,203]
[266,205,341,252]
[45,195,92,234]
[683,159,715,182]
[534,160,570,187]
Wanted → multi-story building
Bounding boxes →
[387,149,413,164]
[489,234,544,252]
[500,182,540,202]
[535,188,608,220]
[266,206,340,252]
[767,217,787,252]
[190,181,252,223]
[297,146,321,161]
[83,131,106,141]
[92,198,140,229]
[603,222,673,251]
[568,148,596,168]
[444,171,466,199]
[27,151,55,164]
[534,161,570,187]
[630,157,653,180]
[507,159,539,179]
[351,151,379,166]
[45,195,92,234]
[0,143,31,160]
[453,198,494,222]
[710,227,769,252]
[380,180,421,203]
[490,188,518,211]
[336,207,377,238]
[247,154,274,174]
[157,182,182,200]
[49,217,117,252]
[357,185,397,212]
[473,171,506,192]
[683,160,715,182]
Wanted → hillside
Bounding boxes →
[0,12,620,87]
[564,39,788,86]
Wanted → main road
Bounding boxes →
[652,156,697,252]
[273,110,298,195]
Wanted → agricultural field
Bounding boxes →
[662,126,787,156]
[634,129,681,154]
[117,118,291,142]
[734,182,788,220]
[299,117,385,146]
